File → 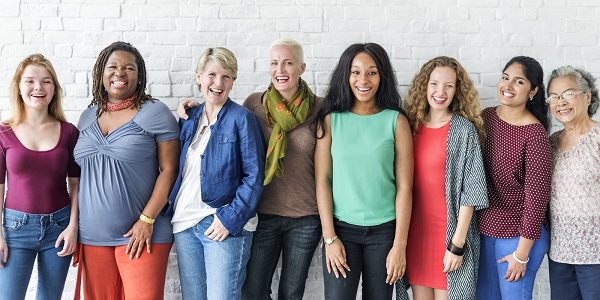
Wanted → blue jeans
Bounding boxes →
[174,214,252,300]
[549,258,600,300]
[0,206,72,300]
[242,213,321,300]
[323,218,395,300]
[476,226,550,300]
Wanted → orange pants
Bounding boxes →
[75,243,172,300]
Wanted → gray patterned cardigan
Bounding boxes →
[396,114,489,300]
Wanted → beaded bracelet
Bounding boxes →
[446,241,465,256]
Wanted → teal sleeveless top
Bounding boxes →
[330,109,398,226]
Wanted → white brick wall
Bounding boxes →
[4,1,599,299]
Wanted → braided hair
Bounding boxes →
[90,41,152,116]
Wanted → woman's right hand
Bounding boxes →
[0,235,7,268]
[177,100,199,120]
[324,239,350,279]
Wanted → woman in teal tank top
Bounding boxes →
[314,43,414,299]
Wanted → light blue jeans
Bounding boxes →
[0,206,72,300]
[476,225,550,300]
[174,214,253,300]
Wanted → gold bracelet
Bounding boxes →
[139,213,155,224]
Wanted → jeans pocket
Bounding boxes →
[2,217,24,231]
[52,214,70,230]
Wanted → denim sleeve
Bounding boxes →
[216,111,265,236]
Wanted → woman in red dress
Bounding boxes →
[402,56,488,300]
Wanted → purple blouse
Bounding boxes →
[478,107,552,240]
[0,121,80,214]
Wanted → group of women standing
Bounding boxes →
[0,38,598,300]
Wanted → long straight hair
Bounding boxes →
[315,43,403,138]
[503,56,550,131]
[5,53,65,128]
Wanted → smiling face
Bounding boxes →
[270,45,306,100]
[497,63,538,108]
[19,64,55,111]
[102,50,139,102]
[547,75,591,126]
[197,59,234,108]
[427,66,456,114]
[349,52,380,104]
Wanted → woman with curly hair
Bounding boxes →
[314,43,413,299]
[401,56,488,300]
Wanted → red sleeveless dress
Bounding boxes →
[406,121,450,289]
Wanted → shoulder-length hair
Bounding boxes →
[504,56,550,131]
[405,56,485,144]
[90,41,152,116]
[5,53,65,128]
[315,43,403,137]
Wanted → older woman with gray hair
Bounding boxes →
[546,66,600,300]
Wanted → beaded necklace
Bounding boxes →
[105,94,137,111]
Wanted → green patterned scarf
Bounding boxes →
[263,79,315,185]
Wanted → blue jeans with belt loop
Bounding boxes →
[0,205,72,300]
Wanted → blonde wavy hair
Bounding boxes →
[5,53,65,128]
[405,56,485,144]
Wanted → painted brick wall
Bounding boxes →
[2,0,599,299]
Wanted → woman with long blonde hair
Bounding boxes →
[0,53,80,299]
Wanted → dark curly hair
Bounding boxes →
[315,43,403,138]
[90,41,153,116]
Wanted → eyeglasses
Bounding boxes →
[545,90,586,104]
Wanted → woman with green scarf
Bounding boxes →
[178,38,322,299]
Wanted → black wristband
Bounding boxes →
[446,241,465,256]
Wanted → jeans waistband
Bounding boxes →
[3,205,71,224]
[333,217,396,229]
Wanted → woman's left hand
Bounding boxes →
[385,245,406,285]
[124,219,153,259]
[204,214,230,242]
[443,250,464,273]
[55,223,78,257]
[498,253,527,281]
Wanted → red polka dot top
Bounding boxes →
[478,107,552,240]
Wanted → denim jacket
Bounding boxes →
[166,99,265,236]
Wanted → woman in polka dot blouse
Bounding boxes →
[475,56,552,300]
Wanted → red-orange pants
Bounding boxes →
[75,243,172,300]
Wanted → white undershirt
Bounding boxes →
[171,110,257,234]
